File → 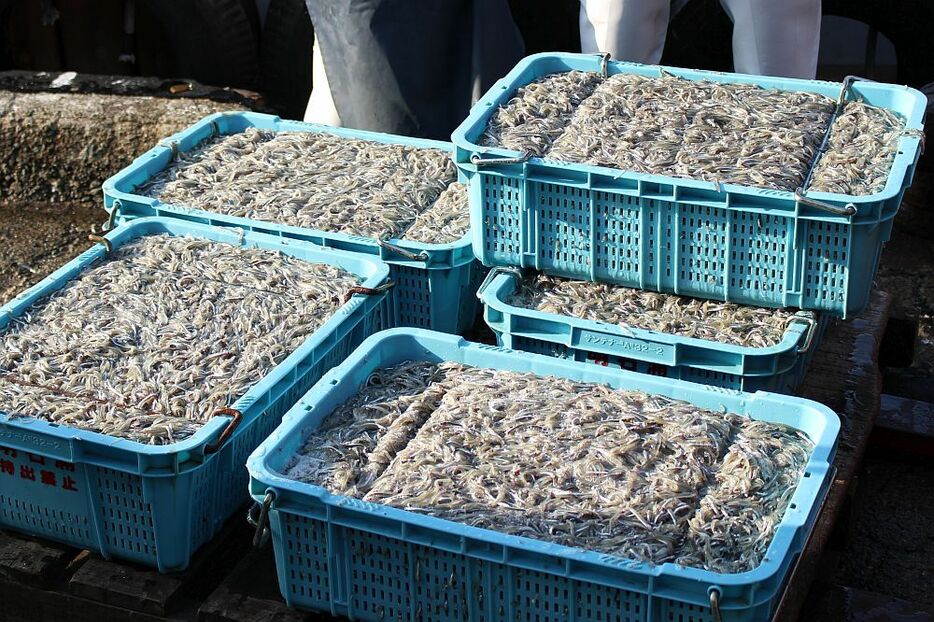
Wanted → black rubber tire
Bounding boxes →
[664,0,934,88]
[259,0,314,119]
[135,0,261,90]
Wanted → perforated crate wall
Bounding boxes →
[387,262,486,333]
[474,177,892,317]
[274,512,736,622]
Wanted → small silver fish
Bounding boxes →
[288,360,813,574]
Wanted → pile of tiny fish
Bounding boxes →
[807,101,904,195]
[481,71,905,195]
[509,273,798,347]
[402,182,470,244]
[286,361,813,573]
[140,129,469,244]
[0,235,360,444]
[479,70,603,157]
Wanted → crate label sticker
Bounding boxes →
[597,553,644,569]
[578,330,667,356]
[0,446,79,492]
[0,428,63,451]
[583,353,671,377]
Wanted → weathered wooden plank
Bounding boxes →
[0,577,188,622]
[69,558,186,617]
[871,394,934,458]
[0,531,77,588]
[64,511,253,617]
[0,505,252,619]
[773,291,891,622]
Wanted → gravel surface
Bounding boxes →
[0,201,104,304]
[0,92,242,204]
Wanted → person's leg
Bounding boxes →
[579,0,670,64]
[721,0,821,79]
[303,34,342,126]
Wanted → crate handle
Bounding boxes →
[790,311,818,354]
[87,234,113,254]
[247,491,275,548]
[342,281,395,304]
[470,152,531,167]
[476,266,523,298]
[377,237,429,262]
[597,52,610,78]
[204,407,243,454]
[157,139,180,161]
[103,200,120,232]
[793,190,857,217]
[709,588,723,622]
[799,74,873,198]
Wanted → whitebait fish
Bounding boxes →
[141,129,469,244]
[808,101,904,195]
[509,273,797,347]
[402,182,469,244]
[479,70,603,157]
[287,361,813,573]
[0,235,360,444]
[483,72,904,196]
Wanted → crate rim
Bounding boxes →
[101,111,474,268]
[0,216,390,465]
[480,270,814,359]
[247,328,839,599]
[451,52,927,212]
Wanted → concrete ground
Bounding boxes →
[0,200,103,303]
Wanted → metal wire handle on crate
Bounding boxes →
[794,74,874,217]
[342,281,395,304]
[597,52,610,78]
[87,234,113,254]
[103,200,120,232]
[788,311,818,354]
[476,266,524,298]
[470,151,531,167]
[247,491,275,548]
[709,588,723,622]
[204,407,243,454]
[377,234,429,262]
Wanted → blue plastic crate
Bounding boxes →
[451,53,927,318]
[479,268,831,393]
[102,111,482,333]
[247,329,839,621]
[0,217,389,572]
